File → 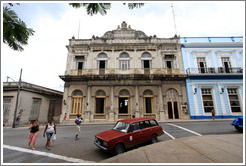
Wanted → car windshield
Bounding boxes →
[113,121,130,133]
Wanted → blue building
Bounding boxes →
[180,37,243,119]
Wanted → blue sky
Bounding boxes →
[2,1,245,92]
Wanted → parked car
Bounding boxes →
[94,117,164,155]
[231,116,243,132]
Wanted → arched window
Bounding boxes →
[141,52,152,69]
[119,52,130,70]
[119,89,130,96]
[72,90,83,96]
[143,90,153,96]
[97,53,108,69]
[96,90,106,96]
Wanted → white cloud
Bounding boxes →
[2,2,244,92]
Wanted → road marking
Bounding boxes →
[167,123,202,136]
[3,144,94,163]
[163,130,176,139]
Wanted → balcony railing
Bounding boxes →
[186,67,243,74]
[69,68,181,76]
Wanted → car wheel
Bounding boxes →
[235,126,243,132]
[114,143,125,155]
[151,134,158,144]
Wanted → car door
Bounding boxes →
[127,122,143,148]
[139,120,152,143]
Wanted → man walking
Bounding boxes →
[75,114,83,139]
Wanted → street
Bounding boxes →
[3,120,242,163]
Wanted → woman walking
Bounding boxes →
[28,119,41,150]
[43,118,56,150]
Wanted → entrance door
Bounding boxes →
[168,101,179,119]
[48,100,56,120]
[119,97,128,114]
[145,97,152,113]
[168,102,173,119]
[96,98,105,114]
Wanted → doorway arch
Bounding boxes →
[166,89,179,119]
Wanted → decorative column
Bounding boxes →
[109,85,115,122]
[84,85,91,122]
[135,85,140,118]
[158,85,165,121]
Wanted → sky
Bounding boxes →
[1,1,245,92]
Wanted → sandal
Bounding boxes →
[32,148,35,150]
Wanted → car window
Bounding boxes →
[128,122,140,132]
[140,120,151,129]
[113,121,130,133]
[149,120,158,126]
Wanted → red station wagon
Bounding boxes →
[94,117,164,155]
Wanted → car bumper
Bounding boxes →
[94,141,108,151]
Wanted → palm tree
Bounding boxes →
[69,3,144,16]
[3,6,34,51]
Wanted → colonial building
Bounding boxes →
[60,21,188,123]
[180,37,243,119]
[3,81,63,126]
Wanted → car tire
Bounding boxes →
[114,143,125,155]
[151,134,158,144]
[235,126,243,132]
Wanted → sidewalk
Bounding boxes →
[101,134,243,163]
[4,118,235,128]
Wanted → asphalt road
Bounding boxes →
[3,120,242,162]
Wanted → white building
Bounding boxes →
[60,22,189,123]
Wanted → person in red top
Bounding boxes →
[62,113,67,124]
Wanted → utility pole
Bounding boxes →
[12,68,22,128]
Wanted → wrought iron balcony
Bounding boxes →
[186,67,243,75]
[68,68,181,76]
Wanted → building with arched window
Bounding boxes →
[60,21,188,123]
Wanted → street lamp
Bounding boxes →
[7,69,22,128]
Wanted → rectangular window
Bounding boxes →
[78,62,83,70]
[197,57,207,73]
[3,97,12,123]
[202,89,214,113]
[30,98,41,121]
[228,88,241,113]
[166,61,172,69]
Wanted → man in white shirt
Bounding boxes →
[75,114,83,139]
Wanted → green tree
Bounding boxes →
[69,3,144,16]
[3,4,34,51]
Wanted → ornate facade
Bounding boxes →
[60,22,188,123]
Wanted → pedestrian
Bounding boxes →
[28,119,41,150]
[62,113,67,124]
[16,114,21,127]
[211,109,215,120]
[43,118,56,150]
[75,114,83,139]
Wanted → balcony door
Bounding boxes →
[141,52,152,74]
[97,53,108,75]
[197,57,207,73]
[221,57,231,73]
